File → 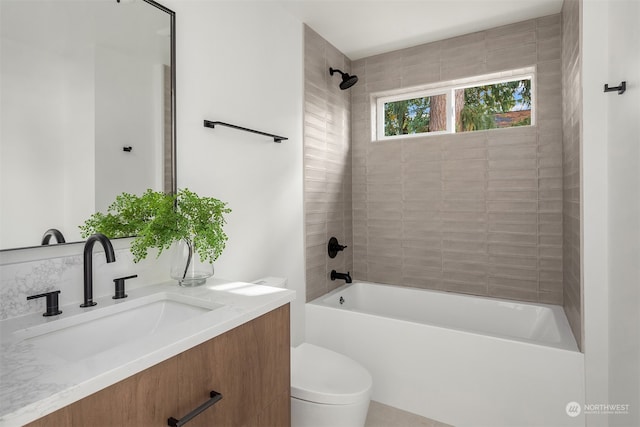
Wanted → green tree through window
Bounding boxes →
[456,79,531,132]
[384,95,446,136]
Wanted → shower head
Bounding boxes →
[329,67,358,90]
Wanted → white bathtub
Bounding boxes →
[306,282,585,427]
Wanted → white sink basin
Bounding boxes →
[15,294,223,362]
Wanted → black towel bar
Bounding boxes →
[204,120,288,143]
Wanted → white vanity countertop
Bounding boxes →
[0,278,295,426]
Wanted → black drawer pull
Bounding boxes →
[168,391,222,426]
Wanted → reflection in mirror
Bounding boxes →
[0,0,175,251]
[41,229,66,245]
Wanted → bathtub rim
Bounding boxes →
[309,281,580,353]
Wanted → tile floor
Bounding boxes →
[365,401,453,427]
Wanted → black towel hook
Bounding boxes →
[604,81,626,95]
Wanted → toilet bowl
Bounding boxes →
[253,278,373,427]
[291,343,372,427]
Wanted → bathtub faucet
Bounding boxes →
[331,270,352,283]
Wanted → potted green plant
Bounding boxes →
[80,188,231,286]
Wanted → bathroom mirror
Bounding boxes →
[0,0,176,251]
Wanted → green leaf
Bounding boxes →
[79,189,231,263]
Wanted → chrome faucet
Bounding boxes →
[81,233,116,307]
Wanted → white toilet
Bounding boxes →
[291,342,372,426]
[253,277,373,427]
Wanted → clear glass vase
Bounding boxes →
[170,239,213,287]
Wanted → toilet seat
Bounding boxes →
[291,343,373,405]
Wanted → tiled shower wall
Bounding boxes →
[303,26,353,302]
[350,15,564,304]
[561,0,582,348]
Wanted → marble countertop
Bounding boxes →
[0,278,295,426]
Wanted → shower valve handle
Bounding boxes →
[328,237,348,258]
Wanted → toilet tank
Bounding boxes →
[253,277,288,288]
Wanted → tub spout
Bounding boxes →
[330,270,352,283]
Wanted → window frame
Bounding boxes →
[374,68,535,141]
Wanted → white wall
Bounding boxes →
[606,1,640,425]
[163,0,306,345]
[582,0,640,425]
[582,2,610,425]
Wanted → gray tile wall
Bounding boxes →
[350,15,564,304]
[303,26,353,302]
[561,0,582,348]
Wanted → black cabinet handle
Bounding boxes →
[168,391,222,427]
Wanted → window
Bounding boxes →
[455,79,531,132]
[375,70,533,140]
[383,93,447,137]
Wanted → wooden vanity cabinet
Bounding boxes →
[27,304,290,427]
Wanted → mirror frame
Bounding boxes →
[145,0,177,195]
[0,0,176,253]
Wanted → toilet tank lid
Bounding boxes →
[291,343,372,405]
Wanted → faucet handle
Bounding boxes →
[27,290,62,316]
[328,237,348,258]
[113,275,137,300]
